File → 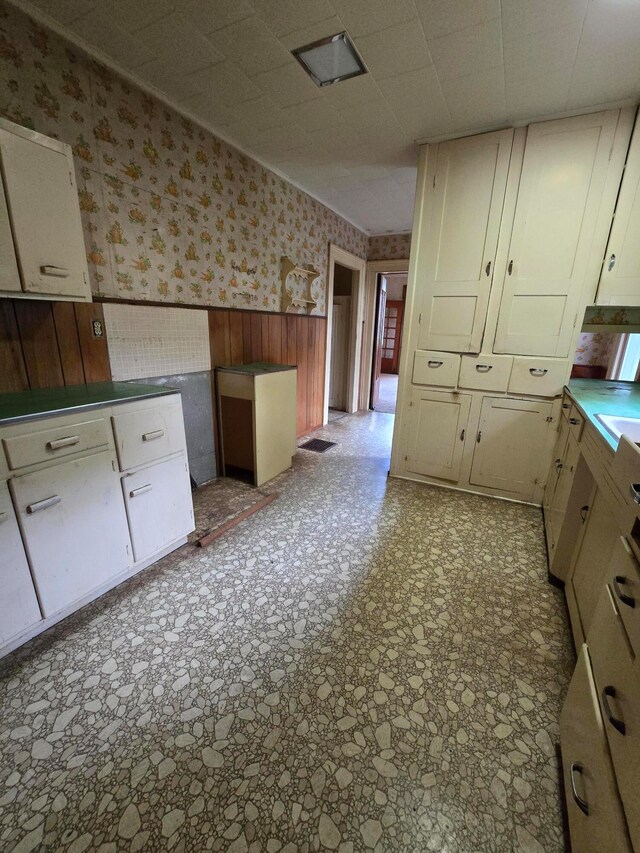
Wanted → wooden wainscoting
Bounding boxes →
[208,308,326,436]
[0,300,111,393]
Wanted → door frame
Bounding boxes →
[359,259,410,410]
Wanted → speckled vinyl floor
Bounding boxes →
[0,411,574,853]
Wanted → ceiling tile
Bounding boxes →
[428,17,503,82]
[440,65,507,129]
[252,0,336,38]
[179,0,255,34]
[505,70,570,121]
[377,66,452,140]
[330,0,418,37]
[354,19,432,80]
[99,0,175,33]
[501,0,588,41]
[206,15,292,75]
[70,10,158,69]
[278,17,346,52]
[251,62,322,108]
[415,0,500,40]
[281,99,344,132]
[134,13,224,76]
[26,0,97,26]
[322,73,384,110]
[186,62,263,106]
[503,23,581,84]
[227,96,287,132]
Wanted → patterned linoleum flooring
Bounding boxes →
[0,411,575,853]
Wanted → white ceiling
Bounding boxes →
[15,0,640,235]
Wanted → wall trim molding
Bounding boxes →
[96,297,327,320]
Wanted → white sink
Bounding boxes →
[596,413,640,443]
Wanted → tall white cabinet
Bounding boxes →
[391,107,637,504]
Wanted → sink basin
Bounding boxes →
[596,413,640,443]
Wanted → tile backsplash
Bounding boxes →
[104,303,209,381]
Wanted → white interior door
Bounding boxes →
[0,125,90,298]
[406,390,471,481]
[469,396,553,499]
[494,110,621,356]
[417,129,513,354]
[597,115,640,306]
[329,297,350,410]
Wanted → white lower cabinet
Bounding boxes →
[0,480,41,643]
[560,644,632,853]
[11,450,132,616]
[469,397,554,500]
[405,390,471,482]
[123,455,194,562]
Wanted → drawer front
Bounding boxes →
[589,584,640,849]
[112,402,186,471]
[458,355,512,392]
[122,454,194,562]
[508,357,568,397]
[412,351,460,388]
[560,645,632,853]
[606,537,640,657]
[568,404,585,441]
[561,390,573,421]
[3,417,109,470]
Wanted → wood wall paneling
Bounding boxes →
[0,299,111,394]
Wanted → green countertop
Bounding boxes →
[0,382,178,426]
[567,378,640,451]
[216,362,296,376]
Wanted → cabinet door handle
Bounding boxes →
[630,483,640,505]
[40,265,70,278]
[427,360,443,368]
[485,261,491,277]
[529,368,548,377]
[475,364,492,373]
[142,429,165,442]
[602,686,626,735]
[460,429,465,442]
[555,458,563,471]
[569,763,589,815]
[47,435,80,451]
[614,575,635,608]
[27,495,61,514]
[562,402,570,409]
[130,484,153,498]
[580,505,589,522]
[476,430,482,443]
[508,259,514,275]
[608,253,616,272]
[569,417,581,426]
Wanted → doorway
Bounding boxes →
[328,263,353,413]
[370,272,407,414]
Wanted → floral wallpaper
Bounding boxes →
[583,305,640,329]
[573,332,616,367]
[367,233,412,261]
[0,2,370,314]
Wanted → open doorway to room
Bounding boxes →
[370,272,407,414]
[328,262,354,417]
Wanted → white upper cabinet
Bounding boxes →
[597,112,640,306]
[0,118,91,302]
[0,175,20,293]
[494,110,622,357]
[416,129,513,354]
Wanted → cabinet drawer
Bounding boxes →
[508,357,567,397]
[589,584,640,849]
[2,417,109,470]
[112,401,186,471]
[568,404,585,441]
[606,537,640,657]
[412,351,460,388]
[122,454,194,562]
[560,645,632,853]
[458,355,512,392]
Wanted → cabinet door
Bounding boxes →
[122,454,194,562]
[543,416,569,530]
[469,396,554,499]
[0,174,20,292]
[597,116,640,306]
[0,123,90,299]
[0,480,41,645]
[417,129,513,354]
[560,644,632,853]
[495,110,621,356]
[11,451,132,616]
[406,390,471,482]
[569,488,619,638]
[547,429,580,550]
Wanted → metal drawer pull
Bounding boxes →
[130,484,152,498]
[427,360,443,368]
[142,429,165,442]
[580,505,589,522]
[602,686,626,735]
[40,265,70,277]
[27,495,61,514]
[562,402,570,409]
[475,364,493,373]
[569,763,589,815]
[476,430,482,443]
[529,368,548,377]
[485,261,491,276]
[555,458,563,471]
[460,429,465,442]
[614,575,635,608]
[47,435,80,451]
[608,253,616,272]
[508,259,513,275]
[569,417,581,426]
[630,483,640,505]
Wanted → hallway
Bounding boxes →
[0,412,573,853]
[374,374,398,414]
